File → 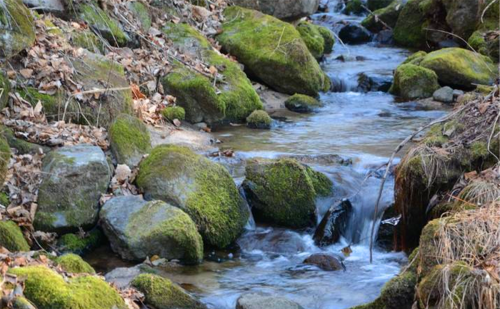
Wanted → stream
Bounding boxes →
[88,1,450,308]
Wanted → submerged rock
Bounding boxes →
[0,220,30,252]
[35,145,111,232]
[303,253,343,271]
[338,24,372,45]
[285,94,322,113]
[217,6,330,96]
[432,86,454,103]
[132,274,207,309]
[236,293,304,309]
[136,145,249,248]
[109,114,151,167]
[242,158,332,228]
[237,229,306,254]
[313,199,353,246]
[389,64,440,100]
[100,196,203,264]
[419,48,497,90]
[162,22,262,125]
[0,0,36,58]
[231,0,320,21]
[9,266,126,309]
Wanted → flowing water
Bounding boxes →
[91,2,450,308]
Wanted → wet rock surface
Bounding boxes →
[314,199,353,247]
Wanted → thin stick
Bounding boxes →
[369,104,468,263]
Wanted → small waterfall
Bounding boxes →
[239,186,256,230]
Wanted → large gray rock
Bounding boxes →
[232,0,320,21]
[0,0,36,59]
[35,145,111,232]
[442,0,481,40]
[432,86,454,103]
[100,196,203,264]
[22,0,65,16]
[303,253,343,271]
[236,294,304,309]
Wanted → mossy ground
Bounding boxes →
[137,145,248,248]
[55,254,95,274]
[132,274,206,309]
[9,266,126,309]
[163,106,186,121]
[217,6,330,96]
[109,114,151,167]
[0,220,30,252]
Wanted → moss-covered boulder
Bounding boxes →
[9,266,126,309]
[57,230,103,254]
[419,48,497,90]
[401,51,427,66]
[0,220,30,252]
[136,145,249,248]
[35,145,112,232]
[76,2,129,46]
[441,0,483,40]
[100,196,203,264]
[393,0,427,48]
[217,6,330,96]
[343,0,364,15]
[55,253,95,274]
[297,22,334,59]
[361,0,405,33]
[0,0,36,58]
[285,94,322,113]
[367,0,393,11]
[161,23,262,125]
[132,274,207,309]
[242,158,333,228]
[0,70,10,109]
[69,51,133,127]
[246,110,272,129]
[390,64,440,100]
[231,0,320,21]
[162,106,186,122]
[109,114,151,167]
[0,134,10,187]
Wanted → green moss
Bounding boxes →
[420,48,497,90]
[42,18,62,35]
[417,219,442,278]
[243,158,330,228]
[476,84,495,95]
[58,230,102,254]
[297,22,325,59]
[0,70,11,110]
[18,87,68,121]
[0,220,30,252]
[305,166,333,197]
[12,296,35,309]
[0,0,36,58]
[79,3,128,46]
[136,145,248,248]
[390,63,440,100]
[162,23,262,124]
[246,110,272,129]
[55,254,95,274]
[423,124,448,147]
[393,0,427,48]
[71,30,105,54]
[132,274,206,309]
[0,191,8,205]
[402,51,428,66]
[162,106,186,121]
[317,26,334,54]
[9,266,126,309]
[129,1,151,30]
[0,134,10,186]
[125,200,203,264]
[109,114,151,167]
[467,31,487,56]
[285,94,322,113]
[217,6,330,96]
[1,125,48,154]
